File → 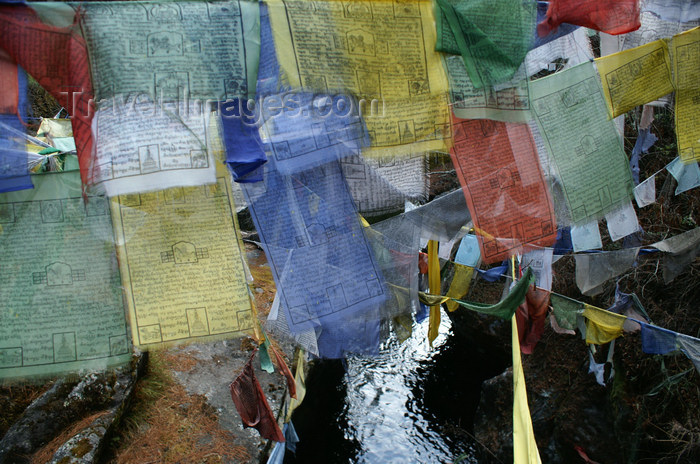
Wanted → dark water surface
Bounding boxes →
[286,317,506,463]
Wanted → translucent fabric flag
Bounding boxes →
[444,54,532,124]
[405,189,471,243]
[450,117,556,264]
[91,101,217,196]
[529,62,634,224]
[522,247,553,291]
[0,48,32,193]
[570,221,603,252]
[255,1,281,97]
[258,93,369,174]
[605,201,640,242]
[582,305,627,345]
[266,295,320,358]
[595,39,673,118]
[676,334,700,374]
[230,352,285,443]
[552,226,573,255]
[0,171,131,382]
[259,335,276,373]
[79,0,260,102]
[342,152,428,218]
[242,157,387,352]
[435,0,537,88]
[255,3,380,182]
[630,127,658,185]
[588,350,607,386]
[622,2,700,51]
[575,247,640,295]
[651,227,700,283]
[285,351,306,423]
[110,163,255,349]
[369,188,470,255]
[608,286,650,324]
[525,27,594,77]
[266,0,450,157]
[444,24,592,125]
[537,0,641,37]
[455,234,481,267]
[0,2,95,185]
[666,156,700,194]
[550,293,584,333]
[445,263,475,312]
[438,1,580,55]
[315,313,381,359]
[79,0,260,194]
[672,27,700,163]
[645,0,700,23]
[364,224,420,320]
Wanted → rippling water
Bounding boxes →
[287,315,506,463]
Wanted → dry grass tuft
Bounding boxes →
[107,351,249,464]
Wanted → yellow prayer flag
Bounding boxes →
[672,26,700,163]
[595,39,673,119]
[512,313,542,464]
[110,162,255,349]
[446,263,475,312]
[285,350,307,423]
[266,0,450,157]
[582,304,627,345]
[428,240,441,347]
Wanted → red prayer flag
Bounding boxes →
[537,0,641,37]
[269,342,297,399]
[449,117,556,264]
[516,286,551,354]
[0,4,96,185]
[0,49,18,114]
[230,352,285,443]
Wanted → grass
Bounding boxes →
[105,350,249,464]
[0,383,52,437]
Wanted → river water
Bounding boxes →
[286,315,507,463]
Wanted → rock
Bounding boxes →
[473,368,514,463]
[47,354,146,464]
[0,379,77,463]
[49,431,102,464]
[237,208,255,232]
[0,354,144,464]
[472,338,626,464]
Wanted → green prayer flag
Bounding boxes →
[444,53,532,123]
[435,3,460,55]
[0,172,131,382]
[78,1,261,101]
[529,62,634,224]
[436,0,536,88]
[550,293,584,331]
[447,268,535,319]
[259,335,275,374]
